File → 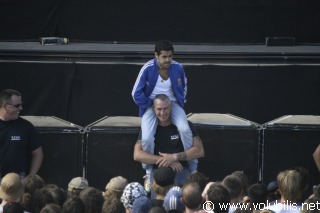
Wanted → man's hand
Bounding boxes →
[156,153,184,172]
[156,152,178,167]
[169,161,184,173]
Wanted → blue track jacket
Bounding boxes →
[132,58,187,116]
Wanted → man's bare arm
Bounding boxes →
[313,144,320,172]
[133,140,162,164]
[179,136,205,161]
[133,140,184,172]
[29,147,44,175]
[157,136,205,166]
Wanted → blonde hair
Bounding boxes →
[277,170,302,202]
[103,189,123,201]
[151,181,172,197]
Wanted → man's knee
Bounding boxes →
[176,124,191,134]
[142,134,154,144]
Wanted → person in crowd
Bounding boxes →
[102,197,125,213]
[0,173,25,212]
[120,182,147,213]
[265,169,303,213]
[206,183,231,213]
[202,181,216,201]
[293,167,309,203]
[151,167,175,207]
[231,171,249,196]
[182,182,207,213]
[132,196,152,213]
[300,196,320,213]
[21,174,46,212]
[313,144,320,173]
[233,208,252,213]
[102,176,127,213]
[312,184,320,199]
[222,174,245,213]
[244,183,268,213]
[131,40,195,191]
[22,174,45,195]
[42,184,66,207]
[79,187,104,213]
[30,187,55,213]
[148,206,166,213]
[103,176,128,201]
[0,89,43,179]
[267,180,281,203]
[133,94,205,190]
[66,177,88,199]
[163,186,184,213]
[185,171,209,193]
[40,203,61,213]
[62,197,85,213]
[3,202,24,213]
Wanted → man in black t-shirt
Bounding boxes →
[0,89,43,179]
[134,94,205,189]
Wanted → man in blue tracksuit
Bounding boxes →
[131,40,197,192]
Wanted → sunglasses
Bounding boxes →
[6,103,23,108]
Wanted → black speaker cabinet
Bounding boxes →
[85,116,145,191]
[262,115,320,193]
[187,113,261,185]
[21,116,84,189]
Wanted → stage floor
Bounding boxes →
[1,41,320,64]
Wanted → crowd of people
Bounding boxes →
[0,167,319,213]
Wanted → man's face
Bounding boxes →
[153,99,171,124]
[155,50,173,70]
[3,95,23,120]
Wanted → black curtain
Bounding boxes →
[1,61,320,126]
[1,0,320,43]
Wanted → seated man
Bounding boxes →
[133,94,205,191]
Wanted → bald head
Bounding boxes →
[182,182,202,210]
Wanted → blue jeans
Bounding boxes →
[174,167,192,186]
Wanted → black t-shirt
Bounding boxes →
[138,121,198,169]
[0,117,41,175]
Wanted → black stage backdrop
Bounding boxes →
[185,65,320,125]
[1,61,320,127]
[0,61,75,120]
[68,63,139,125]
[1,0,320,43]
